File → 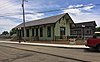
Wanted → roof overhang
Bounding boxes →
[14,13,75,29]
[66,13,75,27]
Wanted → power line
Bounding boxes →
[0,0,20,11]
[34,4,100,13]
[0,0,100,11]
[0,3,100,17]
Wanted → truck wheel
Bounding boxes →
[97,45,100,52]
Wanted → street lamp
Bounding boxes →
[82,25,85,40]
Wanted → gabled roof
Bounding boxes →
[15,13,74,28]
[75,21,97,27]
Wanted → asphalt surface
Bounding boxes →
[0,42,100,62]
[0,43,82,62]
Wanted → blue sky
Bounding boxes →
[0,0,100,34]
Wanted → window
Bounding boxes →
[26,29,29,37]
[32,28,34,36]
[87,30,89,33]
[36,28,38,36]
[78,30,81,35]
[47,26,51,37]
[40,27,43,37]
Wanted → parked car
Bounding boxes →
[85,32,100,51]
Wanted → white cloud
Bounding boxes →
[83,5,94,10]
[68,4,83,8]
[82,4,95,10]
[0,0,99,34]
[0,18,19,33]
[67,4,95,11]
[63,9,81,14]
[62,4,100,27]
[69,13,100,27]
[0,0,19,33]
[0,0,21,15]
[25,13,44,21]
[0,0,45,34]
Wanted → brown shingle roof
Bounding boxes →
[75,21,97,27]
[15,13,74,28]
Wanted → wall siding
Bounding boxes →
[21,16,71,40]
[54,16,70,37]
[27,25,54,40]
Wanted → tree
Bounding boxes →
[2,31,9,35]
[96,27,100,31]
[10,28,17,36]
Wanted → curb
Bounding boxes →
[0,41,89,49]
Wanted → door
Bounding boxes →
[60,27,65,39]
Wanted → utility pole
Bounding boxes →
[22,0,26,39]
